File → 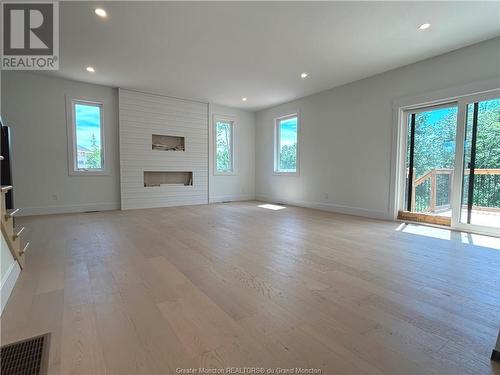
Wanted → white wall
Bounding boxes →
[1,71,120,215]
[119,89,209,209]
[209,104,255,202]
[255,37,500,219]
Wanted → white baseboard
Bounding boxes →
[1,260,21,315]
[255,194,390,221]
[209,194,255,203]
[18,202,121,216]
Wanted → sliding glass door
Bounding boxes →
[458,98,500,230]
[399,89,500,235]
[402,104,458,224]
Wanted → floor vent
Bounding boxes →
[0,333,50,375]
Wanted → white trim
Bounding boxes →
[66,96,108,176]
[213,114,236,176]
[209,194,255,203]
[1,260,20,315]
[17,202,120,216]
[274,112,300,175]
[451,97,467,227]
[256,194,390,220]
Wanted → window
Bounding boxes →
[214,117,234,174]
[275,114,299,173]
[68,99,105,174]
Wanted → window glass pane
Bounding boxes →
[216,121,232,172]
[460,98,500,227]
[278,116,298,172]
[404,106,457,215]
[74,103,103,170]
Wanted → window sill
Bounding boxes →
[69,169,109,176]
[214,171,236,176]
[273,171,299,176]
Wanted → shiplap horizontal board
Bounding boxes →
[120,163,207,171]
[121,150,207,158]
[120,149,208,157]
[119,89,208,209]
[121,171,208,178]
[120,91,206,112]
[123,167,209,173]
[121,148,207,156]
[121,122,208,131]
[120,108,207,122]
[120,115,207,128]
[121,182,208,188]
[121,179,208,186]
[121,146,207,152]
[121,127,207,138]
[121,140,207,150]
[120,103,206,116]
[121,179,208,187]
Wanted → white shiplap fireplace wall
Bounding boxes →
[119,89,208,209]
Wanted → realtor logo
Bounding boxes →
[1,2,59,70]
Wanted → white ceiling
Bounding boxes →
[46,1,500,111]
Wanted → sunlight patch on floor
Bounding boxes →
[258,204,286,211]
[396,223,451,240]
[395,223,500,249]
[460,232,500,250]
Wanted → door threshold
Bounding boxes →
[397,211,451,226]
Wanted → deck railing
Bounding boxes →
[410,168,500,213]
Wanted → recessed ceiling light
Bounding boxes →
[418,23,431,30]
[301,72,308,79]
[95,8,107,18]
[86,66,95,73]
[242,97,247,102]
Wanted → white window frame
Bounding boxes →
[213,114,236,176]
[274,112,300,175]
[66,97,107,176]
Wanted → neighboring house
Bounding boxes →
[77,145,92,168]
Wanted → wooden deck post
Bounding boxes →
[430,169,437,212]
[411,167,416,211]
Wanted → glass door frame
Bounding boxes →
[451,90,500,236]
[398,101,458,225]
[395,87,500,237]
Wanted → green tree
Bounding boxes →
[216,123,231,171]
[86,133,101,169]
[279,143,297,171]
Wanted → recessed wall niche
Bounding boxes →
[152,134,185,151]
[144,171,193,187]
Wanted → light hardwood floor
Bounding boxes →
[1,201,500,375]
